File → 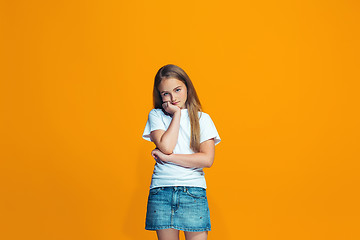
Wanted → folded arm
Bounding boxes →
[152,138,216,168]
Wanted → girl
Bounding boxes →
[142,64,221,240]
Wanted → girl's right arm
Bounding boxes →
[150,104,181,154]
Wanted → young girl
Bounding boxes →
[142,64,221,240]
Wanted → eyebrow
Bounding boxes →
[160,86,182,94]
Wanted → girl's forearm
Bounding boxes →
[166,152,214,168]
[158,111,181,154]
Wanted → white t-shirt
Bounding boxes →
[142,108,221,189]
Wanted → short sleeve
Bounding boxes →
[200,113,221,145]
[142,109,167,142]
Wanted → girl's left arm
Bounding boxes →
[152,138,215,168]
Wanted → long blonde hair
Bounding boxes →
[153,64,202,153]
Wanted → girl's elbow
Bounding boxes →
[205,157,214,168]
[154,142,173,155]
[163,149,173,155]
[159,145,173,155]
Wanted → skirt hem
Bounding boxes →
[145,225,211,232]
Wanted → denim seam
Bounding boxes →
[145,225,211,232]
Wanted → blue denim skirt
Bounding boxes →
[145,186,211,232]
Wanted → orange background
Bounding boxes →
[1,0,359,239]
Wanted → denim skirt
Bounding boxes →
[145,186,211,232]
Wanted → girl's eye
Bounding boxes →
[176,89,181,92]
[163,93,168,96]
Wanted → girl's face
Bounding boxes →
[158,78,188,109]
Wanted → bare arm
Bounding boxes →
[151,138,216,168]
[150,109,181,155]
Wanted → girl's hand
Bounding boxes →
[151,148,170,164]
[162,101,181,116]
